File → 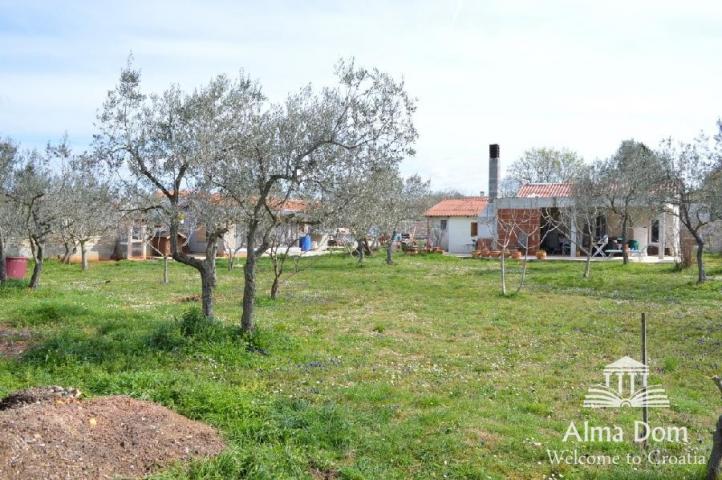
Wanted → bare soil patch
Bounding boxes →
[309,466,340,480]
[0,390,225,479]
[0,326,31,358]
[177,294,201,303]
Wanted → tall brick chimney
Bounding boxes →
[489,144,499,201]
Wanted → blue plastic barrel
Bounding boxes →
[301,235,312,251]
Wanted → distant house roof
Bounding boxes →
[272,198,307,213]
[424,197,488,217]
[154,190,309,213]
[516,183,572,198]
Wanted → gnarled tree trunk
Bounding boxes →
[200,269,215,318]
[241,223,259,333]
[694,235,706,284]
[61,241,75,264]
[79,240,89,271]
[169,218,220,319]
[200,237,218,318]
[386,230,396,265]
[270,276,280,300]
[28,236,43,289]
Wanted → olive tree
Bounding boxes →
[656,133,722,283]
[501,147,584,195]
[5,148,62,289]
[95,62,259,317]
[599,140,661,265]
[333,170,386,264]
[0,137,20,284]
[217,60,417,333]
[56,152,119,271]
[266,210,309,300]
[379,173,430,265]
[124,190,195,285]
[342,169,429,265]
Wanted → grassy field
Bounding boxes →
[1,252,721,479]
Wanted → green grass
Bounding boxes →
[1,253,720,479]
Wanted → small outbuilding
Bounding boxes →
[424,197,491,254]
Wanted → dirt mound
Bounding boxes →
[0,392,225,480]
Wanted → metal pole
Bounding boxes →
[641,312,649,448]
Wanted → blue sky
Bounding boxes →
[1,0,722,193]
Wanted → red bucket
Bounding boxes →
[5,257,28,280]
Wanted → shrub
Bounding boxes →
[179,307,213,337]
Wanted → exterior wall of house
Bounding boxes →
[187,226,243,256]
[7,234,119,262]
[4,239,31,258]
[63,234,118,262]
[187,226,207,254]
[428,218,448,251]
[702,220,722,252]
[428,216,492,254]
[603,209,679,256]
[447,217,478,254]
[679,216,722,254]
[496,208,542,254]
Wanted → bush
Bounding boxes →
[179,307,213,337]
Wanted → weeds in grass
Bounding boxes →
[17,302,91,326]
[147,322,185,352]
[178,307,214,338]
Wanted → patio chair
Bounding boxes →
[592,235,608,257]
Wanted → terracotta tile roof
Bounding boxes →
[424,197,488,217]
[155,190,309,212]
[516,183,571,198]
[268,198,307,213]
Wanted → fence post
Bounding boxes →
[641,312,649,448]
